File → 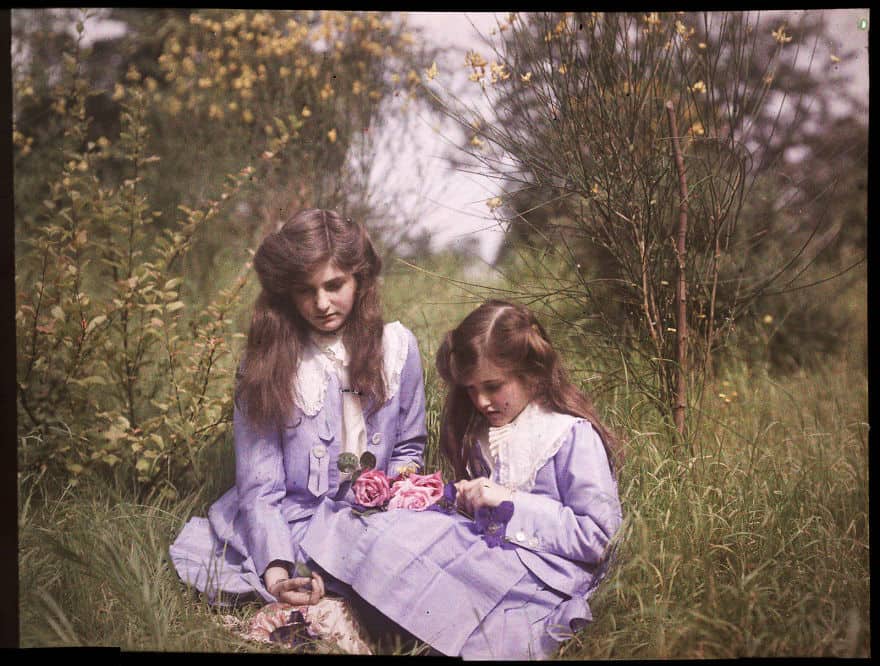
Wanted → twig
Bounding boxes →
[665,100,689,441]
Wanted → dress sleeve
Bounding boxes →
[503,420,622,565]
[386,327,428,475]
[233,403,298,578]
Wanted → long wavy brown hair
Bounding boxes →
[436,300,622,479]
[236,208,385,430]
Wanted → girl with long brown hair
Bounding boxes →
[300,299,623,659]
[170,209,427,623]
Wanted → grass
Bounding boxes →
[17,258,870,657]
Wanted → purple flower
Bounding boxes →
[429,482,458,514]
[474,500,515,548]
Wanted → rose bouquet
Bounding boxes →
[352,468,445,513]
[338,456,515,548]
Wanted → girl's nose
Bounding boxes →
[474,392,492,410]
[315,289,331,311]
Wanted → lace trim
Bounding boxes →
[292,321,409,416]
[484,402,581,492]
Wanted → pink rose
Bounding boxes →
[405,471,444,502]
[352,469,391,507]
[388,477,440,511]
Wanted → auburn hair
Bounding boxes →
[435,300,621,479]
[236,208,385,430]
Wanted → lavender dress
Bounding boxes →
[169,322,427,605]
[300,404,622,660]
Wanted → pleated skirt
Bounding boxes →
[300,499,590,659]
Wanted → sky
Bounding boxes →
[69,9,870,264]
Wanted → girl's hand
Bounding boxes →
[270,570,325,606]
[454,477,513,514]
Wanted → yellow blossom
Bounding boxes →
[772,24,792,44]
[520,72,532,83]
[465,51,487,69]
[112,83,125,101]
[698,42,707,49]
[830,54,841,63]
[644,12,662,26]
[486,197,503,210]
[490,62,510,82]
[327,128,337,143]
[691,80,706,93]
[301,105,312,118]
[558,64,567,75]
[675,20,694,38]
[352,80,364,95]
[391,73,400,84]
[762,314,773,324]
[167,97,182,116]
[198,77,213,88]
[425,61,438,81]
[690,121,705,136]
[96,136,110,148]
[208,103,224,119]
[470,135,484,148]
[320,82,334,100]
[227,101,239,111]
[144,77,158,92]
[242,109,254,124]
[264,124,274,135]
[280,66,291,78]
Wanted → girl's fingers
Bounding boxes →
[286,591,311,605]
[308,573,323,604]
[290,576,313,591]
[312,571,325,599]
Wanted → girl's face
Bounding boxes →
[291,260,357,333]
[462,357,533,427]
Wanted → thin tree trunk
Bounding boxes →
[665,100,688,439]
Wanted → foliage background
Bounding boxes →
[13,9,867,657]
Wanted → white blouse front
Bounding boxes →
[478,401,581,493]
[310,330,367,458]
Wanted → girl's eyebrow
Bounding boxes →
[464,378,504,388]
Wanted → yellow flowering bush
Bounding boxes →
[12,9,433,497]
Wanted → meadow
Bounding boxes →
[17,255,869,657]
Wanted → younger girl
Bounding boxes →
[169,209,427,611]
[300,300,623,659]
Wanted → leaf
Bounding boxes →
[351,507,385,518]
[166,301,185,312]
[72,375,107,387]
[359,451,377,470]
[85,314,107,334]
[163,277,183,290]
[337,452,359,474]
[50,305,66,321]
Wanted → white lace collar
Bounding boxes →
[292,321,409,416]
[479,402,580,492]
[310,329,348,368]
